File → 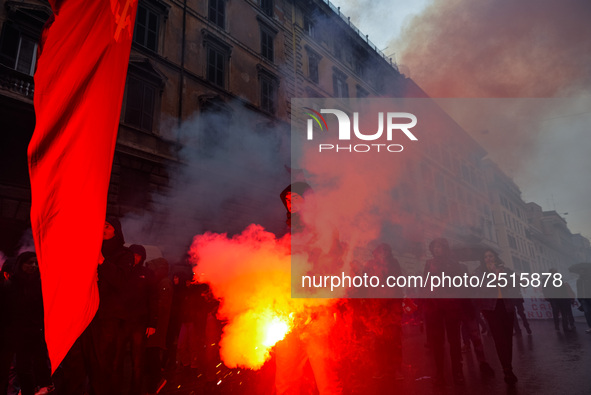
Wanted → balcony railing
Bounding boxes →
[0,64,34,100]
[320,0,399,72]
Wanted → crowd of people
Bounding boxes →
[1,187,590,394]
[0,217,218,395]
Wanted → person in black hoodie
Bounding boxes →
[93,217,134,395]
[9,252,53,395]
[118,244,157,395]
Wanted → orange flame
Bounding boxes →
[190,225,333,370]
[190,225,338,370]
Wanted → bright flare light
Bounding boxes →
[262,315,291,347]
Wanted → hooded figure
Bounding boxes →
[128,244,147,266]
[97,217,133,319]
[102,216,125,257]
[279,182,312,230]
[91,217,134,395]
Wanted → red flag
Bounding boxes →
[28,0,137,372]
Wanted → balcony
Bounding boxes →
[0,64,34,100]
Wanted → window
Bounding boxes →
[0,23,37,75]
[334,42,342,61]
[124,76,156,132]
[508,235,517,250]
[203,31,231,88]
[207,46,225,87]
[208,0,225,29]
[352,47,367,76]
[332,68,348,98]
[304,15,315,37]
[258,66,279,114]
[134,4,160,51]
[260,27,274,61]
[512,256,523,272]
[118,165,151,208]
[260,75,277,114]
[305,47,320,83]
[261,0,273,17]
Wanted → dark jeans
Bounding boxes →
[425,305,462,376]
[483,300,515,372]
[461,316,487,363]
[549,299,572,330]
[54,317,123,395]
[0,328,14,394]
[513,302,531,333]
[144,347,164,393]
[53,333,89,395]
[14,329,52,395]
[93,318,127,395]
[117,322,147,395]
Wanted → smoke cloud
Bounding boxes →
[390,0,591,237]
[395,0,591,98]
[120,103,291,260]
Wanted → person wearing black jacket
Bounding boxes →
[93,217,134,395]
[118,244,157,395]
[473,249,520,386]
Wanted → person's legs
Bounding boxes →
[516,303,531,333]
[15,339,35,395]
[566,301,575,328]
[307,334,342,395]
[53,334,87,395]
[483,302,515,377]
[31,333,52,389]
[91,318,121,395]
[580,299,591,328]
[556,300,571,331]
[425,310,445,381]
[144,347,163,394]
[444,310,463,383]
[129,325,146,395]
[176,323,191,367]
[275,332,307,395]
[512,308,522,335]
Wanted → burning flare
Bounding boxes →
[190,225,328,370]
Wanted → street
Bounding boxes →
[160,317,591,395]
